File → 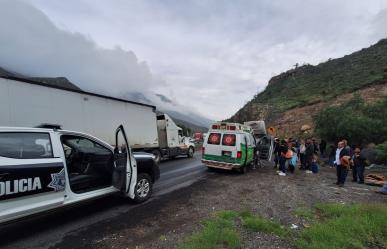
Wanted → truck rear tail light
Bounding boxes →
[237,151,242,158]
[212,125,219,129]
[228,126,236,130]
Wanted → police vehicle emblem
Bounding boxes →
[47,168,65,191]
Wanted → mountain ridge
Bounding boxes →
[227,39,387,136]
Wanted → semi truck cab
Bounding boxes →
[156,114,195,160]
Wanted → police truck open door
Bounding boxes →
[112,125,137,199]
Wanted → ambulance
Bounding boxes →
[201,123,256,173]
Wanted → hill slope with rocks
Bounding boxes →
[227,39,387,137]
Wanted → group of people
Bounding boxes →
[273,138,321,176]
[272,137,366,187]
[333,139,366,187]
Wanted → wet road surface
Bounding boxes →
[0,153,207,249]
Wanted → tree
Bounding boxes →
[314,96,387,146]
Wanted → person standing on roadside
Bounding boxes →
[273,138,280,169]
[312,139,319,155]
[334,141,344,185]
[278,139,288,176]
[328,144,336,167]
[352,147,366,184]
[299,139,306,170]
[342,139,353,157]
[337,140,351,187]
[305,139,315,172]
[289,144,298,173]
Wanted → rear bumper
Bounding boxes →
[201,159,241,170]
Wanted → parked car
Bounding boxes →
[0,125,159,224]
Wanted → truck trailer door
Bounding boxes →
[112,125,137,199]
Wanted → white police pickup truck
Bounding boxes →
[0,125,160,224]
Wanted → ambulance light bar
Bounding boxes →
[211,123,243,131]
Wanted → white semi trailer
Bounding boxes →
[0,76,195,163]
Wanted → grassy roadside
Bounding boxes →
[177,203,387,249]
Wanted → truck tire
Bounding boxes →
[133,173,153,203]
[152,149,161,164]
[187,146,194,158]
[239,166,247,174]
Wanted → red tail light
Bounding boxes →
[237,151,242,158]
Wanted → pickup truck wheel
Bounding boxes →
[152,150,161,164]
[187,146,194,158]
[133,173,152,203]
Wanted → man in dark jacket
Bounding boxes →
[278,140,288,176]
[352,147,366,184]
[312,139,319,155]
[273,138,280,169]
[305,139,314,171]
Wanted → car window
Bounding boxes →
[61,135,112,155]
[207,133,221,145]
[222,134,236,146]
[0,132,53,159]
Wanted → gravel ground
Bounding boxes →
[63,162,386,249]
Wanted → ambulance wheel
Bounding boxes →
[239,166,247,174]
[187,146,195,158]
[133,173,153,203]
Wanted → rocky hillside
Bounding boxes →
[227,39,387,137]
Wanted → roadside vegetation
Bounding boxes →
[178,203,387,249]
[314,95,387,147]
[178,210,241,249]
[375,141,387,163]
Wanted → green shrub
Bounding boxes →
[375,141,387,164]
[314,96,387,145]
[178,211,241,249]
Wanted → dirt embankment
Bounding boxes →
[273,83,387,137]
[56,163,386,249]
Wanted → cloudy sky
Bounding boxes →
[1,1,387,120]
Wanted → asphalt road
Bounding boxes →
[0,152,207,249]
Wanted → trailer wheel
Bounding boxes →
[152,150,161,164]
[187,146,195,158]
[133,173,153,203]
